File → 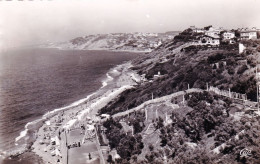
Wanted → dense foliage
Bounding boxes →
[103,111,145,162]
[140,92,260,164]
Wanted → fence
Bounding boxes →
[208,86,247,101]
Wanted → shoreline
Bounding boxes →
[13,61,141,164]
[38,46,151,53]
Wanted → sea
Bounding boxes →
[0,48,140,164]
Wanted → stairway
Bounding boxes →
[143,123,156,138]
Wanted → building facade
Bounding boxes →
[222,32,235,40]
[198,35,220,46]
[240,31,257,40]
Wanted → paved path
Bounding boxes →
[94,127,105,164]
[112,88,202,119]
[109,87,259,120]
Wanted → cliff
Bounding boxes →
[43,32,179,52]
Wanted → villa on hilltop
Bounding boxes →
[222,31,235,40]
[239,28,258,40]
[198,35,220,46]
[189,25,259,46]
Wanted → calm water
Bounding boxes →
[0,48,139,163]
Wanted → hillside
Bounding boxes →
[98,28,260,163]
[100,29,260,115]
[43,32,179,52]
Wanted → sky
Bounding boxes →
[0,0,260,49]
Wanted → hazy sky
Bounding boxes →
[0,0,260,48]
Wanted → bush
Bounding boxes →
[116,135,144,160]
[227,66,235,75]
[237,65,248,74]
[207,53,226,64]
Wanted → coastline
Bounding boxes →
[20,61,141,163]
[39,45,151,53]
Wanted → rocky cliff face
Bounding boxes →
[45,32,179,52]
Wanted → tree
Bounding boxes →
[149,144,154,151]
[156,117,164,129]
[204,25,212,30]
[116,135,144,160]
[107,155,113,164]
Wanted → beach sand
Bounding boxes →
[31,62,141,164]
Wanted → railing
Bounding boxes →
[110,86,258,120]
[112,88,203,119]
[208,86,247,100]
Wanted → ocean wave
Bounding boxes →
[101,72,114,88]
[11,66,119,156]
[15,92,96,143]
[113,69,120,73]
[15,129,28,142]
[11,63,124,158]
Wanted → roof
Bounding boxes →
[240,30,257,33]
[199,34,220,39]
[239,27,257,32]
[223,31,235,34]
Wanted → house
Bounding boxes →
[239,28,257,40]
[205,27,223,37]
[198,35,220,46]
[193,28,205,33]
[190,26,205,33]
[222,31,235,40]
[240,31,257,40]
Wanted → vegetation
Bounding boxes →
[141,92,260,163]
[102,112,145,162]
[100,44,257,115]
[100,28,260,163]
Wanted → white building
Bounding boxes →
[198,35,220,46]
[190,26,205,33]
[222,32,235,40]
[239,43,245,54]
[205,27,222,36]
[240,31,257,40]
[194,28,205,33]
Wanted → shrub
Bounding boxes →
[207,53,226,64]
[237,65,248,74]
[227,66,235,75]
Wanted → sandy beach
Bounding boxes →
[30,62,141,164]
